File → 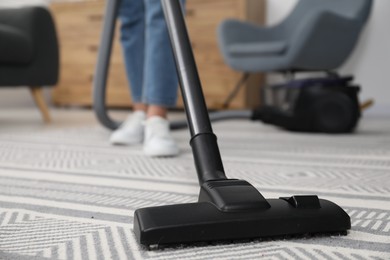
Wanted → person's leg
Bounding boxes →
[111,0,147,145]
[147,105,168,118]
[142,0,186,157]
[118,0,146,111]
[143,0,186,118]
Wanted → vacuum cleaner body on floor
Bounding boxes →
[253,76,361,133]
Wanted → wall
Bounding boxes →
[266,0,390,116]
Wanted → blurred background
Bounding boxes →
[0,0,389,118]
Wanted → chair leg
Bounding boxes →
[222,73,250,109]
[30,87,51,123]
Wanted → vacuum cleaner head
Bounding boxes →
[134,180,351,247]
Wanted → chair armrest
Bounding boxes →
[218,19,278,46]
[218,19,283,64]
[0,8,35,39]
[0,24,33,64]
[0,7,58,59]
[0,7,59,85]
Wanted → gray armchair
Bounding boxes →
[0,6,59,122]
[218,0,373,73]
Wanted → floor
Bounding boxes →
[0,108,389,259]
[0,108,190,133]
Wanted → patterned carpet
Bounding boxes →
[0,116,389,259]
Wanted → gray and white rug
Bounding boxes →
[0,116,389,259]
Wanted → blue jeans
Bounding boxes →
[119,0,186,108]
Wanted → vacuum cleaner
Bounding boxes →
[131,0,351,247]
[168,75,362,134]
[254,76,361,133]
[93,0,362,134]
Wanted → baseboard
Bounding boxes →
[363,104,390,117]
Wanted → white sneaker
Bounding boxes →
[143,116,179,157]
[110,111,146,145]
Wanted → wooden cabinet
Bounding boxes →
[51,0,132,107]
[51,0,265,109]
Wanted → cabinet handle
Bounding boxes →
[88,45,99,52]
[88,14,103,22]
[186,8,195,17]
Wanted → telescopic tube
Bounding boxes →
[161,0,226,184]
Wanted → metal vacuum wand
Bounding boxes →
[162,0,226,185]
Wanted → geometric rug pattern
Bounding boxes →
[0,117,389,259]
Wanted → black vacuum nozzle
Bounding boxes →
[134,181,351,246]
